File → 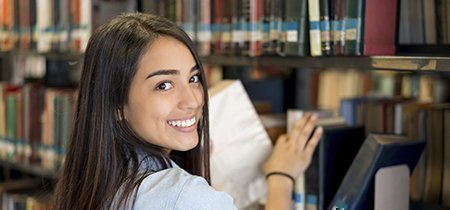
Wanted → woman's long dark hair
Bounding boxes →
[52,13,210,209]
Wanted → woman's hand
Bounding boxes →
[262,113,323,179]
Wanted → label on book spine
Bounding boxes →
[345,18,359,40]
[221,24,231,42]
[306,195,318,210]
[287,21,298,42]
[198,24,212,42]
[242,22,250,42]
[320,20,330,41]
[309,21,321,56]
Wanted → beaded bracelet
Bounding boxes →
[265,172,295,186]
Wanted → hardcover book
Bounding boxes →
[329,134,425,210]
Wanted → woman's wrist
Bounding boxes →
[265,172,295,190]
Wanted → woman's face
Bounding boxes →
[124,36,204,152]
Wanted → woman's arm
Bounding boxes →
[263,113,323,210]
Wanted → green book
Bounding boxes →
[284,0,307,56]
[6,94,17,140]
[343,0,364,55]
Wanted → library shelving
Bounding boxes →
[1,0,450,209]
[201,55,450,72]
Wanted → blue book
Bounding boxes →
[318,126,365,210]
[329,134,425,210]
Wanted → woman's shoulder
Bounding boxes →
[134,167,236,209]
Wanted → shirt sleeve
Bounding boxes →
[174,175,237,210]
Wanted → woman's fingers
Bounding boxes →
[303,126,323,157]
[296,114,318,150]
[289,113,311,143]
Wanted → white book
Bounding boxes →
[79,0,92,52]
[36,0,52,52]
[209,80,272,209]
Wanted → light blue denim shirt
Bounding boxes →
[133,163,237,210]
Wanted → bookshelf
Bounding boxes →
[202,55,450,72]
[0,0,450,209]
[0,160,57,180]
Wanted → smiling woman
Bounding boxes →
[124,36,204,152]
[52,12,322,210]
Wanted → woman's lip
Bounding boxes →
[167,121,198,133]
[167,115,196,122]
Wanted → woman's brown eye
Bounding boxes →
[156,82,173,90]
[190,74,200,83]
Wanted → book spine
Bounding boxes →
[261,0,272,54]
[294,174,306,210]
[443,109,450,207]
[319,0,331,55]
[79,0,91,52]
[249,0,262,56]
[284,0,301,55]
[242,0,251,56]
[198,0,212,56]
[212,0,223,54]
[305,149,319,210]
[270,0,283,55]
[363,0,397,55]
[221,0,232,55]
[231,0,244,55]
[343,0,363,55]
[308,0,322,56]
[334,0,346,55]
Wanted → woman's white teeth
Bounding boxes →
[168,117,196,127]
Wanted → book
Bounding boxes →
[423,106,446,203]
[261,0,272,54]
[329,0,346,55]
[198,0,212,56]
[212,0,223,54]
[329,134,426,210]
[443,109,450,207]
[0,83,6,139]
[319,0,331,55]
[307,0,322,56]
[208,80,272,209]
[284,0,307,56]
[423,0,437,44]
[339,97,366,127]
[231,0,244,55]
[249,0,263,56]
[363,0,397,55]
[287,109,347,210]
[343,0,364,55]
[318,126,366,210]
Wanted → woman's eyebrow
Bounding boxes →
[145,69,179,80]
[145,65,198,80]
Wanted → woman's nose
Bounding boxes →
[177,85,203,110]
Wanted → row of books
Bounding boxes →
[0,83,77,171]
[398,0,450,45]
[278,99,450,209]
[141,0,399,56]
[0,0,91,53]
[339,97,450,207]
[315,70,445,113]
[1,192,50,210]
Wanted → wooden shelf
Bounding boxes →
[0,160,58,179]
[201,55,450,72]
[0,51,83,61]
[2,52,450,72]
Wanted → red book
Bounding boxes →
[363,0,398,55]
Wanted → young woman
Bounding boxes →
[52,13,323,209]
